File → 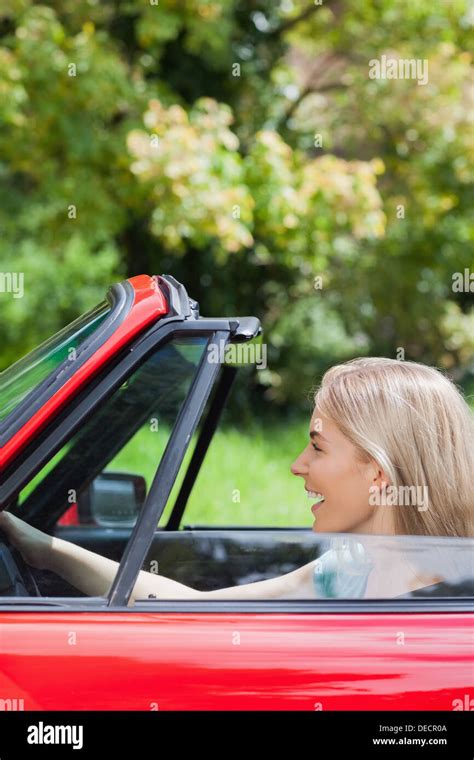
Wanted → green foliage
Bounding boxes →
[0,235,120,367]
[127,97,254,254]
[128,103,384,259]
[0,1,472,409]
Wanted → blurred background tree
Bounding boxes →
[0,0,472,411]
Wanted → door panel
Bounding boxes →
[0,611,471,710]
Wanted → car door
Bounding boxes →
[1,576,472,709]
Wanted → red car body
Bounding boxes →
[0,275,472,711]
[1,612,473,710]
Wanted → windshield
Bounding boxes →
[0,301,110,423]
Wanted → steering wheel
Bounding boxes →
[0,531,41,597]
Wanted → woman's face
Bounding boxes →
[291,409,392,534]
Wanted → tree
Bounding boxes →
[0,1,471,407]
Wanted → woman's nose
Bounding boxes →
[291,453,307,476]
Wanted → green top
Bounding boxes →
[313,541,374,598]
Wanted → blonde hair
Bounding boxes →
[314,358,474,537]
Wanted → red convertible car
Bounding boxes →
[0,274,473,711]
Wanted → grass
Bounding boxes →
[109,417,312,527]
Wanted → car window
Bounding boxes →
[137,531,474,600]
[0,301,110,423]
[8,335,209,598]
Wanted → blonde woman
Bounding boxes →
[1,358,473,601]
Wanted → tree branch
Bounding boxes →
[269,0,337,38]
[276,80,348,129]
[275,51,349,129]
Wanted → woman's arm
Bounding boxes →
[49,534,204,600]
[0,512,316,601]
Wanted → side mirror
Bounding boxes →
[78,472,146,527]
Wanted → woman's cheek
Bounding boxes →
[310,459,325,482]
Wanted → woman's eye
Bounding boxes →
[312,443,322,452]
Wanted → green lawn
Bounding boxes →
[109,417,312,527]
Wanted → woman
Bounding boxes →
[0,357,473,601]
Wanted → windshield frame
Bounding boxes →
[0,320,235,607]
[0,281,134,445]
[17,332,214,525]
[1,318,234,506]
[0,301,111,424]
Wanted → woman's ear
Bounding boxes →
[372,466,390,492]
[367,461,390,491]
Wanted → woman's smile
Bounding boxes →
[305,488,326,515]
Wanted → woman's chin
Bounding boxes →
[311,515,341,534]
[312,518,326,533]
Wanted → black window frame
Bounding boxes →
[1,317,234,506]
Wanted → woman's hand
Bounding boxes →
[0,511,55,571]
